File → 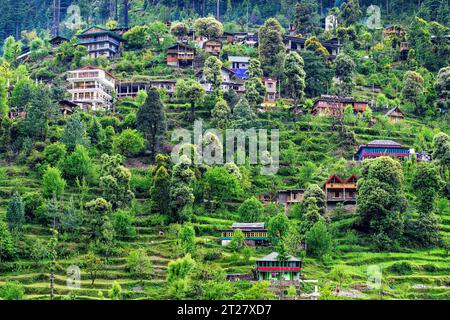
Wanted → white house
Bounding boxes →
[67,66,115,111]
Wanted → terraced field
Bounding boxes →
[0,114,449,300]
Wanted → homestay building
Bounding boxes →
[78,26,125,59]
[67,66,115,111]
[263,78,277,103]
[385,106,404,122]
[166,42,196,67]
[197,66,244,93]
[256,252,302,281]
[284,36,342,59]
[324,174,358,204]
[277,189,304,210]
[356,140,410,161]
[311,95,368,117]
[220,223,269,246]
[203,39,222,55]
[228,56,250,79]
[116,79,177,98]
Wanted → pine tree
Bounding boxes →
[170,155,195,222]
[6,191,25,231]
[232,97,257,130]
[294,0,319,36]
[258,18,285,77]
[150,166,171,215]
[61,113,89,152]
[283,51,306,107]
[211,98,231,130]
[136,88,167,161]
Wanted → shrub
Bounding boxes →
[112,129,145,157]
[0,281,25,300]
[113,210,136,240]
[422,264,437,273]
[389,262,413,275]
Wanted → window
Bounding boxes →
[335,191,340,198]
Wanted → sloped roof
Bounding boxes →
[385,106,404,117]
[257,252,300,262]
[367,140,402,147]
[232,222,265,229]
[228,56,250,63]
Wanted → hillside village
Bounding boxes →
[0,0,449,301]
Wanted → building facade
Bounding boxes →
[228,56,250,79]
[385,106,404,122]
[324,174,358,204]
[203,39,222,55]
[166,42,196,67]
[78,26,125,59]
[356,140,410,161]
[220,223,269,246]
[256,252,302,281]
[67,66,115,111]
[116,79,177,98]
[311,95,368,117]
[263,78,277,103]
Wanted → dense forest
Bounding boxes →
[0,0,449,43]
[0,0,449,301]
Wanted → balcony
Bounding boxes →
[326,196,356,202]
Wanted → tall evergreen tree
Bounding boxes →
[258,18,285,77]
[294,0,319,36]
[136,88,167,161]
[150,165,171,215]
[283,51,306,107]
[6,191,25,231]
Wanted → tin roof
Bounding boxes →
[231,222,265,229]
[257,252,300,262]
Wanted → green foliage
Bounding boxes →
[238,197,263,222]
[136,88,167,160]
[268,212,290,243]
[63,145,94,183]
[211,98,231,130]
[232,97,257,130]
[83,251,104,285]
[112,129,145,157]
[99,154,134,209]
[306,220,332,258]
[178,224,196,255]
[389,262,413,275]
[113,210,136,240]
[108,282,122,300]
[357,157,407,250]
[229,228,245,252]
[61,113,89,152]
[42,166,66,199]
[126,249,153,278]
[0,281,24,300]
[194,17,224,38]
[258,18,285,77]
[43,142,67,168]
[0,220,14,262]
[6,191,25,231]
[203,166,242,207]
[170,155,195,222]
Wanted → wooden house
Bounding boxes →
[77,26,125,59]
[384,25,406,38]
[284,35,342,59]
[263,78,277,103]
[324,174,357,204]
[385,106,404,122]
[277,189,304,209]
[220,223,269,246]
[203,39,222,55]
[311,95,368,117]
[59,100,78,116]
[256,252,302,281]
[356,140,410,161]
[166,42,196,67]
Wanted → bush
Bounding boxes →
[113,210,136,240]
[112,129,145,157]
[422,264,437,273]
[389,262,413,275]
[0,281,25,300]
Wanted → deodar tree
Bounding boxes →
[283,51,306,108]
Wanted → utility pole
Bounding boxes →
[51,0,61,37]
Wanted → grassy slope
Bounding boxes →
[0,112,449,300]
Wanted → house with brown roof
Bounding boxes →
[203,39,222,55]
[311,95,368,117]
[324,174,358,204]
[166,42,196,67]
[385,106,404,122]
